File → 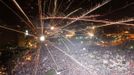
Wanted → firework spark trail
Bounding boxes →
[46,2,81,29]
[66,8,82,17]
[48,0,52,14]
[38,0,44,34]
[63,0,74,12]
[48,41,98,74]
[42,0,45,13]
[103,2,134,17]
[75,18,134,32]
[59,8,82,23]
[44,8,81,28]
[43,16,111,23]
[46,0,58,29]
[45,44,59,70]
[82,15,101,19]
[96,18,134,28]
[12,0,36,32]
[55,8,82,28]
[45,15,101,20]
[0,0,36,33]
[0,25,35,37]
[56,0,64,13]
[61,0,111,29]
[43,16,112,37]
[53,0,58,15]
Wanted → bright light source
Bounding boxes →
[56,71,61,75]
[82,47,86,50]
[87,32,94,37]
[92,26,95,29]
[45,44,48,46]
[25,56,32,61]
[50,26,55,30]
[40,35,45,41]
[25,30,29,36]
[103,59,108,64]
[80,41,84,44]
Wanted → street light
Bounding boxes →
[25,30,29,36]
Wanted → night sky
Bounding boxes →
[1,0,134,25]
